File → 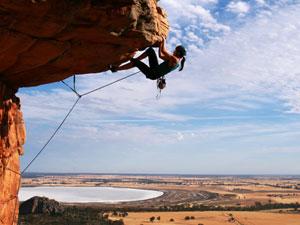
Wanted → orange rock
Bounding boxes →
[0,0,169,88]
[0,81,25,225]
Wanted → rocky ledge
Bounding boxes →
[19,196,64,215]
[0,0,169,88]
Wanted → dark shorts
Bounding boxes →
[131,47,161,80]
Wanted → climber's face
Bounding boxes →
[173,47,184,58]
[173,48,178,56]
[173,49,179,57]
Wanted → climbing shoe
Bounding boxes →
[109,65,118,73]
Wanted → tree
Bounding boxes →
[184,216,190,220]
[294,203,299,211]
[150,216,155,222]
[254,201,262,208]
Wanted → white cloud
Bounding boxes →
[198,0,218,5]
[176,132,184,141]
[159,0,230,50]
[227,1,251,16]
[255,0,266,5]
[183,3,300,113]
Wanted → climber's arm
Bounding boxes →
[159,39,178,64]
[158,39,169,60]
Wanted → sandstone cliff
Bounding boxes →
[0,0,168,88]
[0,81,25,225]
[0,0,169,224]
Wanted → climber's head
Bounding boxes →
[174,45,186,58]
[174,45,186,71]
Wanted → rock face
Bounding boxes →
[0,0,168,224]
[0,0,169,88]
[0,81,26,225]
[19,196,64,215]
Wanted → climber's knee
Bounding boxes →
[146,47,155,55]
[130,58,137,66]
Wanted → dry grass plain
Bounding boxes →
[22,174,300,208]
[117,211,300,225]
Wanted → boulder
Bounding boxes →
[19,196,64,215]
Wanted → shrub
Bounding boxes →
[108,219,124,225]
[149,216,155,222]
[255,201,262,207]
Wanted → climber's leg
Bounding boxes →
[135,49,150,61]
[112,58,154,78]
[111,47,157,80]
[130,58,156,80]
[113,61,135,71]
[112,47,153,71]
[135,47,158,68]
[114,47,158,71]
[145,47,159,69]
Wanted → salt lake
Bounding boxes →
[19,186,163,203]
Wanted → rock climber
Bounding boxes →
[110,38,186,90]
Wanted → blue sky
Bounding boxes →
[19,0,300,174]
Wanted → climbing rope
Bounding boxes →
[21,97,81,175]
[5,167,21,176]
[61,80,81,98]
[22,70,140,175]
[73,75,76,92]
[80,71,140,97]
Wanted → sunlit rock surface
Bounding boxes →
[0,81,25,225]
